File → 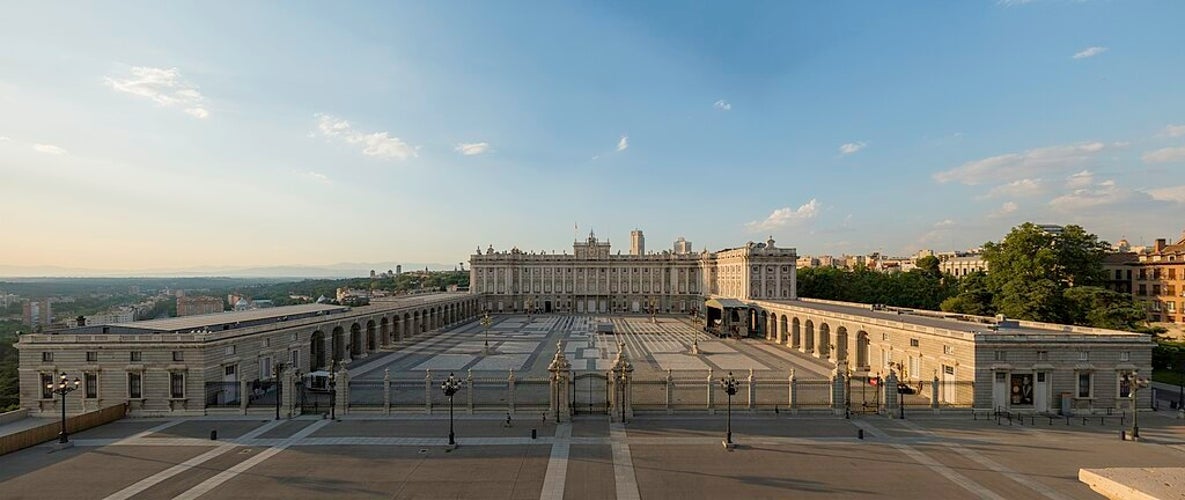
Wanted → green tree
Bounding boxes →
[1062,286,1147,331]
[980,223,1109,323]
[940,271,994,316]
[915,255,941,277]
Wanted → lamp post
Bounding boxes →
[720,371,738,447]
[481,312,493,355]
[272,362,287,420]
[1125,370,1149,440]
[441,372,460,447]
[47,372,80,444]
[1177,360,1184,410]
[328,360,337,421]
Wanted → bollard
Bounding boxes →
[210,430,217,441]
[858,429,864,440]
[531,428,537,440]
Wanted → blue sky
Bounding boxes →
[1,1,1183,272]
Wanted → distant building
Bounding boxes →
[630,229,645,256]
[396,265,402,275]
[22,299,52,327]
[1102,252,1137,295]
[940,255,987,277]
[1133,235,1185,324]
[673,237,692,255]
[177,296,224,317]
[82,309,136,326]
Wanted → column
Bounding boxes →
[884,371,900,419]
[548,342,571,423]
[282,369,297,418]
[383,369,391,415]
[789,369,798,414]
[706,368,715,415]
[336,365,350,415]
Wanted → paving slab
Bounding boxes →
[0,445,215,499]
[148,420,269,440]
[199,445,550,499]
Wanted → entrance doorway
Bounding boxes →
[545,301,552,313]
[1034,372,1049,412]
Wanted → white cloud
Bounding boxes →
[617,136,629,152]
[32,143,67,155]
[0,136,10,142]
[1072,46,1107,60]
[105,66,209,118]
[713,99,731,111]
[1163,124,1185,138]
[997,0,1034,6]
[1065,170,1094,189]
[300,171,331,184]
[454,142,490,156]
[982,178,1044,198]
[744,199,820,232]
[839,142,866,155]
[1141,146,1185,164]
[1049,179,1136,211]
[314,114,417,160]
[933,142,1105,185]
[989,201,1019,219]
[1147,185,1185,204]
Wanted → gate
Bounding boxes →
[571,372,609,414]
[297,380,333,415]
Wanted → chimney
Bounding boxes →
[1154,238,1167,253]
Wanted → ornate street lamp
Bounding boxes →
[441,372,461,447]
[481,312,494,355]
[1124,370,1149,440]
[720,371,738,447]
[272,362,287,420]
[328,360,338,421]
[47,372,81,444]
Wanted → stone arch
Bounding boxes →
[401,313,410,341]
[350,323,362,358]
[804,320,815,353]
[365,319,377,352]
[778,315,788,344]
[791,317,801,348]
[412,311,420,337]
[380,316,390,346]
[818,323,831,359]
[835,326,848,362]
[760,311,770,340]
[311,330,326,369]
[332,326,345,362]
[856,330,870,369]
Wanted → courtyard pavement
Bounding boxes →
[349,314,835,381]
[1,409,1183,499]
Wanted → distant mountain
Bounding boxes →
[0,262,460,279]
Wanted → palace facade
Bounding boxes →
[468,232,798,314]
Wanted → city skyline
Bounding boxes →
[2,2,1183,273]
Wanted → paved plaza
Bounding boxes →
[349,314,834,381]
[1,410,1184,499]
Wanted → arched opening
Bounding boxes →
[380,317,389,346]
[412,311,420,337]
[366,320,376,352]
[311,330,326,369]
[791,317,801,348]
[818,323,831,359]
[804,320,815,353]
[835,326,848,362]
[760,311,770,340]
[856,331,870,369]
[778,315,788,344]
[331,326,345,362]
[350,323,362,357]
[402,313,410,341]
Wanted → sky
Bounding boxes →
[1,1,1183,274]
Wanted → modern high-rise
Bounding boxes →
[630,229,645,256]
[22,299,52,328]
[673,237,692,255]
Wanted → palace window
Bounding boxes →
[84,373,98,399]
[1076,372,1093,398]
[41,373,53,399]
[910,338,919,348]
[1036,350,1048,361]
[128,372,143,399]
[87,351,98,362]
[993,350,1006,361]
[173,351,184,362]
[170,372,185,399]
[41,352,53,362]
[130,351,142,362]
